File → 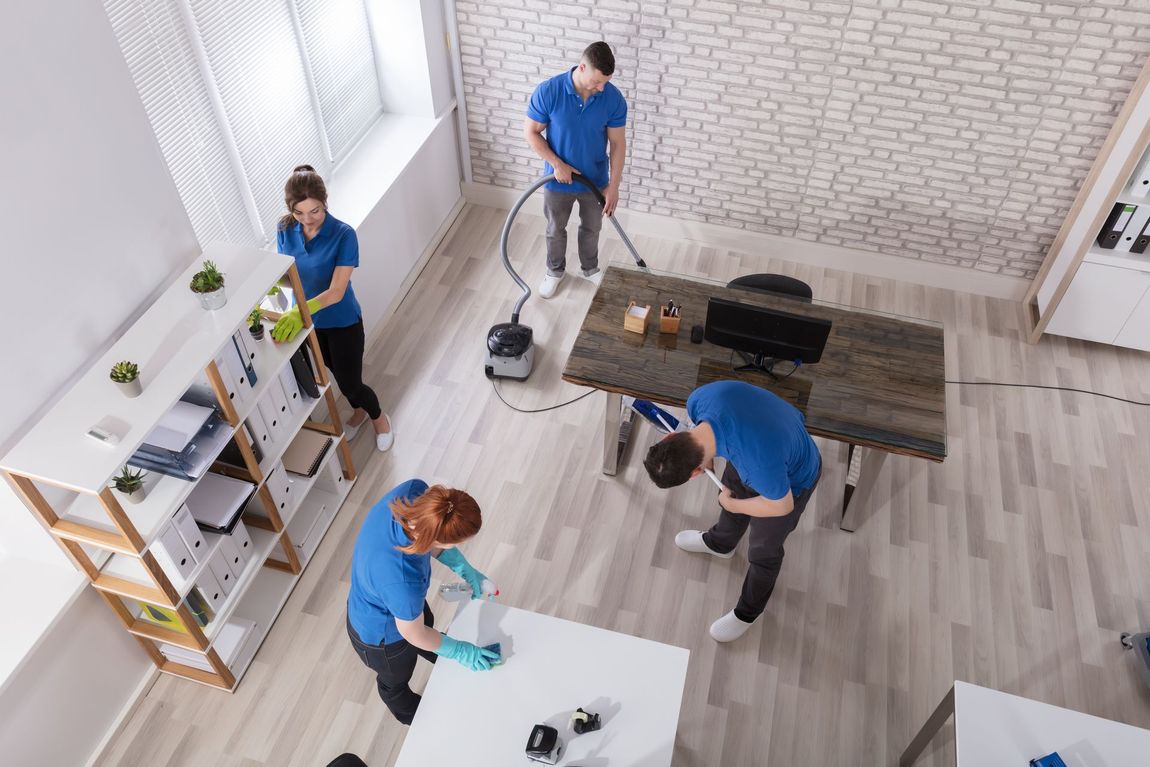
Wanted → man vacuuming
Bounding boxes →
[524,41,628,299]
[643,380,822,642]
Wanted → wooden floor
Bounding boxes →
[98,204,1150,766]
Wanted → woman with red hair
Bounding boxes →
[346,479,499,725]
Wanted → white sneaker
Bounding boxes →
[710,610,755,643]
[343,418,363,441]
[538,272,564,299]
[674,530,734,559]
[582,269,604,288]
[375,414,394,452]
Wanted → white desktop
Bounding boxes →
[396,600,690,767]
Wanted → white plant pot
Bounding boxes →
[197,286,227,310]
[115,378,142,398]
[117,487,146,505]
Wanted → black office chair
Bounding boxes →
[325,755,368,767]
[726,273,813,302]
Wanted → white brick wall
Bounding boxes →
[456,0,1150,279]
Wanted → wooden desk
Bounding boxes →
[395,601,690,767]
[901,680,1150,766]
[561,264,946,531]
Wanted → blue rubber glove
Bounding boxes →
[271,297,322,342]
[437,548,495,599]
[435,635,499,671]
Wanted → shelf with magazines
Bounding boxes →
[0,242,358,691]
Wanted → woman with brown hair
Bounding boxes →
[346,479,500,725]
[272,164,394,451]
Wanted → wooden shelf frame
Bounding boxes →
[0,248,357,691]
[1024,54,1150,343]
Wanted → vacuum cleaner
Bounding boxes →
[485,173,648,381]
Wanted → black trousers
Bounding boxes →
[346,602,437,725]
[316,319,382,420]
[702,460,822,622]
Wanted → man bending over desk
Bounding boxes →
[643,381,822,642]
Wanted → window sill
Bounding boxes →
[328,102,457,229]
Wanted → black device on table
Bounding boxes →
[703,296,832,377]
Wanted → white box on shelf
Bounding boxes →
[288,501,335,566]
[171,504,208,562]
[197,567,226,611]
[216,532,247,575]
[265,374,291,421]
[152,522,196,582]
[231,519,254,559]
[265,463,294,516]
[318,454,346,494]
[278,365,303,414]
[257,397,284,443]
[246,408,271,453]
[207,550,236,596]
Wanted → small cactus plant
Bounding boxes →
[189,260,225,293]
[109,361,139,383]
[112,466,146,500]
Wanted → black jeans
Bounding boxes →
[316,319,382,420]
[702,459,822,622]
[346,602,437,725]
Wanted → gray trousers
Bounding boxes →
[702,459,822,622]
[544,188,604,277]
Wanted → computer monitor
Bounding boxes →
[704,296,832,373]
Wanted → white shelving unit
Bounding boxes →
[1026,53,1150,351]
[0,243,357,691]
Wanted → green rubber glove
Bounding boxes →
[437,548,495,599]
[271,297,322,343]
[435,634,499,671]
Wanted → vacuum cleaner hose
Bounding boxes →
[499,173,647,324]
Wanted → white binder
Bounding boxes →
[171,504,207,562]
[152,522,195,582]
[265,463,294,515]
[196,567,226,610]
[217,532,247,578]
[1116,205,1150,252]
[278,365,303,413]
[265,374,291,421]
[257,397,284,443]
[245,409,271,453]
[231,519,254,559]
[207,550,235,596]
[211,350,244,406]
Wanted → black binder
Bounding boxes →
[290,346,320,398]
[1098,203,1135,249]
[1132,217,1150,254]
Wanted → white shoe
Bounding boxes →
[375,414,394,452]
[710,610,755,643]
[674,530,734,559]
[538,273,564,299]
[582,269,604,288]
[343,418,363,441]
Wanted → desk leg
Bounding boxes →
[898,684,955,767]
[840,446,888,532]
[603,392,622,475]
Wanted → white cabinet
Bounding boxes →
[1045,262,1150,345]
[1115,285,1150,350]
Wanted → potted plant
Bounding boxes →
[248,307,265,341]
[189,259,226,310]
[112,466,147,504]
[110,360,142,398]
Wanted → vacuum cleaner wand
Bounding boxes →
[499,173,647,324]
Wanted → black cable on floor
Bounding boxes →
[490,377,596,413]
[945,379,1150,406]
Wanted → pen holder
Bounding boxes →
[659,307,681,335]
[624,301,650,334]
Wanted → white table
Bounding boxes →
[396,601,690,767]
[901,680,1150,766]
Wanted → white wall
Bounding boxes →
[368,0,456,117]
[0,0,200,764]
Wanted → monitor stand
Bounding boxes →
[733,351,787,379]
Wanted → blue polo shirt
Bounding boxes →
[527,68,627,193]
[347,479,431,645]
[276,213,362,329]
[687,381,821,500]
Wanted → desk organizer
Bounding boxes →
[659,307,681,335]
[624,302,650,334]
